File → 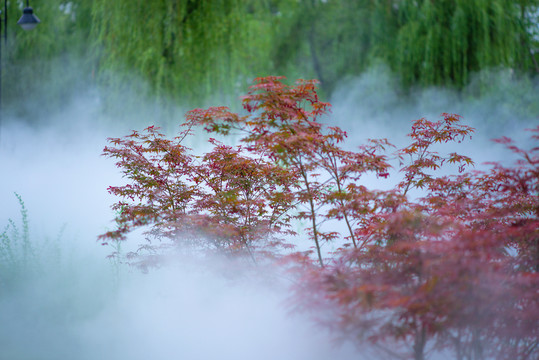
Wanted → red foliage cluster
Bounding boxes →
[101,77,538,359]
[101,124,296,264]
[294,122,538,359]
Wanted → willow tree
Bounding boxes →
[4,0,538,122]
[272,0,391,95]
[89,0,538,103]
[272,0,538,94]
[90,0,285,108]
[394,0,539,88]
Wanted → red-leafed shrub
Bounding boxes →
[102,77,538,359]
[297,127,538,360]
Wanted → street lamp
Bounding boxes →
[0,0,40,143]
[18,4,41,31]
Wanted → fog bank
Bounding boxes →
[1,66,536,359]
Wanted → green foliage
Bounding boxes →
[92,0,536,100]
[272,0,395,94]
[90,0,282,107]
[0,193,120,322]
[277,0,539,93]
[0,193,61,291]
[3,0,538,120]
[0,194,32,282]
[393,0,538,88]
[3,0,94,119]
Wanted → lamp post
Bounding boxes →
[0,0,40,143]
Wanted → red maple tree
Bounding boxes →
[297,125,538,360]
[101,77,538,359]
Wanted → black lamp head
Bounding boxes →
[18,7,41,31]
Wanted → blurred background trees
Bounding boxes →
[2,0,538,121]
